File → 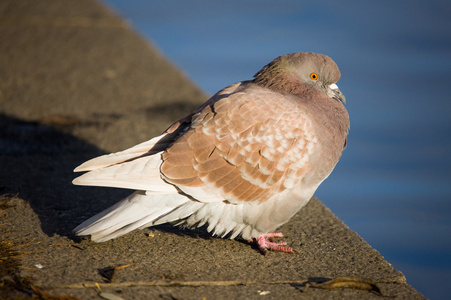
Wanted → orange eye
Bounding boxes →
[310,73,318,80]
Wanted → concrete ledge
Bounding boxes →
[0,0,425,299]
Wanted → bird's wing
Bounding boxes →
[72,115,193,192]
[71,83,242,194]
[73,85,318,203]
[161,87,318,204]
[73,83,242,173]
[73,115,192,172]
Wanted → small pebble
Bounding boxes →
[258,290,270,295]
[99,292,126,300]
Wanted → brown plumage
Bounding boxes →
[73,52,349,254]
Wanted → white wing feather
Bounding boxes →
[74,133,171,172]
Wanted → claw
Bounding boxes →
[251,232,296,255]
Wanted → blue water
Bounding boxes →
[104,1,451,298]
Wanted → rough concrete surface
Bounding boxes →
[0,0,425,299]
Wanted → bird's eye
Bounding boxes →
[310,73,318,80]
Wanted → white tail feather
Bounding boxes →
[74,191,191,242]
[74,190,260,242]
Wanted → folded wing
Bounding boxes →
[161,87,318,204]
[73,85,318,205]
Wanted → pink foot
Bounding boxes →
[251,232,296,255]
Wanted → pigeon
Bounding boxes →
[73,52,349,255]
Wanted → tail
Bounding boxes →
[71,131,193,241]
[74,191,193,242]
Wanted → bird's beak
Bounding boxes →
[328,83,346,103]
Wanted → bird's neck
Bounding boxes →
[253,72,304,95]
[253,58,305,95]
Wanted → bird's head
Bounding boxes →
[253,52,346,103]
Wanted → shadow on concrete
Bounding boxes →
[0,113,129,239]
[0,104,207,242]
